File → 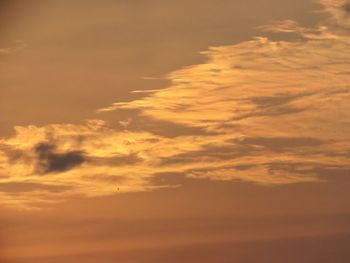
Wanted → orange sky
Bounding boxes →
[1,0,350,262]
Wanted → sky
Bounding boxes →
[0,0,350,262]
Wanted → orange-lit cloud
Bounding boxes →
[0,0,349,208]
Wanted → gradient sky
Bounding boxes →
[0,0,350,262]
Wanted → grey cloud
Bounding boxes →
[159,142,258,166]
[91,154,143,167]
[343,2,350,13]
[250,92,313,108]
[35,143,85,174]
[236,137,325,152]
[232,105,307,122]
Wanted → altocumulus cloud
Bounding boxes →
[0,0,349,208]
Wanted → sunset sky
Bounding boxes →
[1,0,350,262]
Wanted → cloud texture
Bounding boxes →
[0,0,349,208]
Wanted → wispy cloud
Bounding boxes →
[0,41,26,55]
[0,0,349,208]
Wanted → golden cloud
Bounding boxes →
[1,0,349,208]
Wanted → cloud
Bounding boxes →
[237,137,324,152]
[0,0,349,208]
[0,182,71,193]
[343,2,350,13]
[0,41,26,55]
[321,0,350,25]
[34,143,86,174]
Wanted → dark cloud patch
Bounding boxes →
[230,93,313,122]
[159,142,258,166]
[232,105,306,121]
[250,93,311,108]
[343,2,350,14]
[268,162,350,178]
[91,154,143,166]
[236,137,324,152]
[263,105,306,116]
[34,143,85,174]
[0,182,71,193]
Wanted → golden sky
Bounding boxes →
[0,0,350,262]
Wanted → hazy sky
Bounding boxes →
[1,0,350,262]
